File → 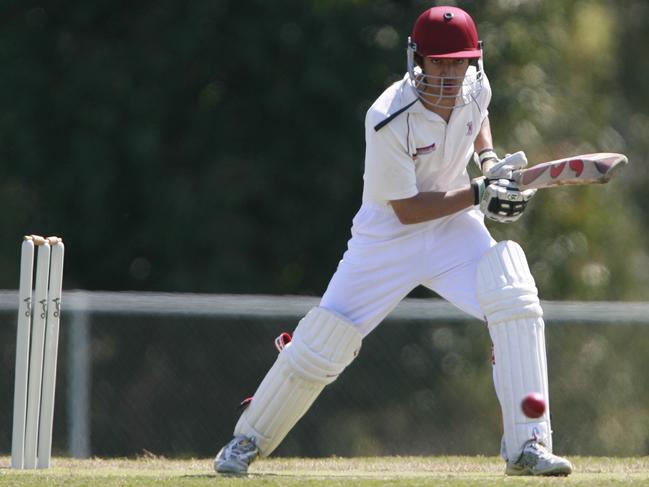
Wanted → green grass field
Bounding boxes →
[1,456,648,486]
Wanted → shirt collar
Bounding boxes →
[397,74,448,121]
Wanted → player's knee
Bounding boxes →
[283,307,362,384]
[476,241,543,325]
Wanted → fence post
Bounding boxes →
[68,301,91,459]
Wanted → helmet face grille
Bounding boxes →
[407,38,484,110]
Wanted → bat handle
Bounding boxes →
[511,171,525,188]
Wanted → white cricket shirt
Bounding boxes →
[362,69,492,204]
[321,69,496,335]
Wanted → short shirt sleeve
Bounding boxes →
[362,122,418,203]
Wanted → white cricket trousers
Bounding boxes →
[320,203,495,337]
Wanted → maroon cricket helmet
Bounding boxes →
[411,6,481,59]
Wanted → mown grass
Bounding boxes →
[1,455,648,486]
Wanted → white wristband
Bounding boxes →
[478,148,498,172]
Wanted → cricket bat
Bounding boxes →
[512,152,628,190]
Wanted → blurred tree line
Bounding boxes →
[0,0,647,300]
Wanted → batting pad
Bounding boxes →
[234,307,362,456]
[477,241,552,461]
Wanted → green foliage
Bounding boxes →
[0,0,646,298]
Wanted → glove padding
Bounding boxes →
[478,150,528,179]
[471,177,537,223]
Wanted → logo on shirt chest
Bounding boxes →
[466,121,473,136]
[414,142,436,157]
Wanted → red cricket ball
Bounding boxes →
[521,392,546,418]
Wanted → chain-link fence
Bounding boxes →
[1,291,648,459]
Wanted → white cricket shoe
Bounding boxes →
[214,435,259,474]
[505,440,573,476]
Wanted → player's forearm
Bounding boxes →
[474,117,493,155]
[389,187,475,224]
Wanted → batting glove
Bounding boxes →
[471,176,537,223]
[477,149,528,180]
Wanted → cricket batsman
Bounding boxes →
[215,6,573,476]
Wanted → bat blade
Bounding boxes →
[513,152,628,190]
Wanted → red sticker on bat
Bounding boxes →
[568,159,584,176]
[520,165,548,185]
[549,161,566,178]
